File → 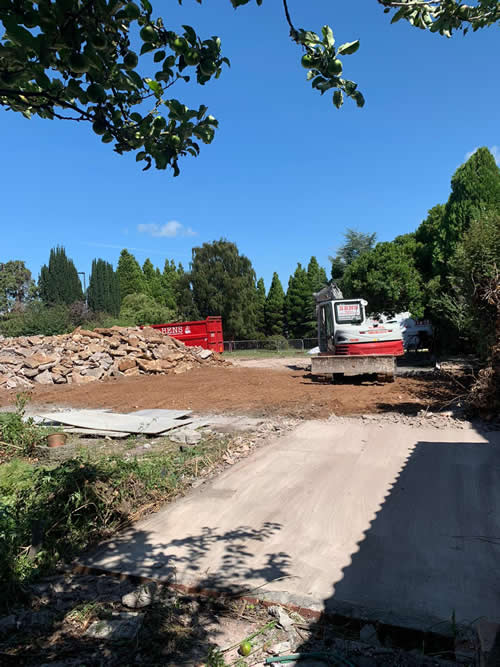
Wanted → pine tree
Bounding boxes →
[38,246,83,305]
[284,264,311,338]
[256,278,266,334]
[306,256,328,336]
[117,249,145,301]
[265,272,285,336]
[162,259,179,311]
[88,258,120,315]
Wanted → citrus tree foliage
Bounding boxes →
[2,1,496,174]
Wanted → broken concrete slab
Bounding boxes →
[85,612,143,641]
[36,408,192,435]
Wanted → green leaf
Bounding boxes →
[353,91,365,107]
[333,90,343,109]
[337,40,360,56]
[321,25,334,48]
[3,18,36,49]
[145,78,162,96]
[154,50,166,62]
[140,42,155,55]
[136,151,147,161]
[182,25,197,44]
[391,8,406,23]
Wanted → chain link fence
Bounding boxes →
[223,338,317,353]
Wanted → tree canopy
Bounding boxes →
[1,1,497,174]
[265,272,285,336]
[38,246,83,305]
[0,260,34,313]
[189,239,257,339]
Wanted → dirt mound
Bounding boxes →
[0,326,228,390]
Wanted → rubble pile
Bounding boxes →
[0,326,228,390]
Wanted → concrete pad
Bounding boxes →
[78,420,500,628]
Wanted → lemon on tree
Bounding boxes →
[172,37,188,54]
[140,25,156,42]
[87,83,106,104]
[184,49,199,66]
[92,118,107,135]
[301,53,316,69]
[123,52,138,69]
[327,58,343,76]
[69,53,90,74]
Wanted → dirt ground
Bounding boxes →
[0,365,456,419]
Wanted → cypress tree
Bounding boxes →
[284,264,311,338]
[256,278,266,334]
[440,147,500,267]
[265,272,285,336]
[162,259,179,311]
[38,246,83,305]
[306,256,328,334]
[117,249,145,301]
[88,258,120,315]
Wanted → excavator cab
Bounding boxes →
[315,284,404,357]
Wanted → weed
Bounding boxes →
[66,601,108,627]
[0,435,231,611]
[206,648,228,666]
[0,393,53,458]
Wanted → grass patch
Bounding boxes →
[0,393,55,460]
[224,348,309,359]
[0,434,231,612]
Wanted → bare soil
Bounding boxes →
[0,366,455,419]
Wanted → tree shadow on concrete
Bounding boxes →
[293,429,500,664]
[1,522,290,665]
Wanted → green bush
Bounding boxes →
[119,292,176,326]
[262,334,288,350]
[0,301,71,337]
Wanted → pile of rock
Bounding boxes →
[0,326,228,390]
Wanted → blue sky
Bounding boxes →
[1,0,498,291]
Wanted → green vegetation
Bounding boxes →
[0,427,234,611]
[0,1,497,174]
[341,147,500,356]
[87,258,120,317]
[0,260,35,313]
[0,395,54,458]
[38,246,83,306]
[189,239,258,339]
[265,272,286,336]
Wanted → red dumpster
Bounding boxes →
[149,316,224,353]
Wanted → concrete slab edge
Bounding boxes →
[70,561,464,642]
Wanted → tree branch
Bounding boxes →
[282,0,298,40]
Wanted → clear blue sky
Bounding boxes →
[2,1,498,291]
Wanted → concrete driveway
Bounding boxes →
[79,419,500,628]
